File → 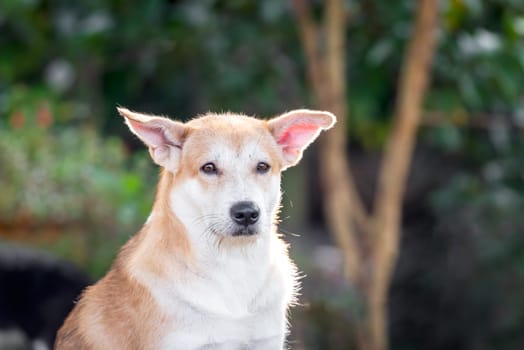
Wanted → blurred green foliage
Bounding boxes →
[0,124,153,227]
[0,84,155,277]
[2,0,524,140]
[1,0,524,349]
[0,87,153,226]
[429,135,524,348]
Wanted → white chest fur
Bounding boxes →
[131,234,296,350]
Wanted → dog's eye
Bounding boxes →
[201,162,218,175]
[256,162,271,174]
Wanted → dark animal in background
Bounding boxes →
[0,242,91,350]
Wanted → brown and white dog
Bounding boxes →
[55,108,335,349]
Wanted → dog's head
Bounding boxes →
[119,108,335,242]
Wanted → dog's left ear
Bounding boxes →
[268,109,336,170]
[118,107,187,173]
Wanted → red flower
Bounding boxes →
[37,103,53,128]
[10,111,25,129]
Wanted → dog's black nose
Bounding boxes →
[230,201,260,227]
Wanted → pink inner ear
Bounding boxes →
[277,123,320,155]
[127,118,166,148]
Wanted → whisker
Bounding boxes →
[192,213,223,225]
[278,226,301,237]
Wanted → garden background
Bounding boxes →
[1,0,524,349]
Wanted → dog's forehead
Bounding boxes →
[186,113,266,132]
[184,113,275,156]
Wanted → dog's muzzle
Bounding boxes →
[230,201,260,236]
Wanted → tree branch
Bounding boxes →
[374,0,438,235]
[322,0,370,235]
[292,0,371,282]
[370,1,439,348]
[370,0,438,349]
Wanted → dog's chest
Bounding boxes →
[166,268,292,349]
[147,255,292,350]
[160,304,285,350]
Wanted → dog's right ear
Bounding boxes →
[118,107,186,173]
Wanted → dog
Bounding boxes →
[55,108,335,349]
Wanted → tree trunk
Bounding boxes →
[291,0,439,349]
[369,1,438,349]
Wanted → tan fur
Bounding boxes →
[56,171,183,349]
[56,244,167,349]
[176,114,283,188]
